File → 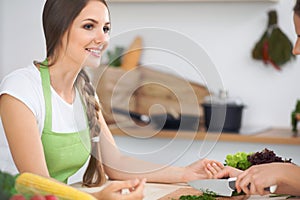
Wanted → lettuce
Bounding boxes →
[225,152,253,170]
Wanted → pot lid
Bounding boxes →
[204,89,243,106]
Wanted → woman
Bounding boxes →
[0,0,222,199]
[215,2,300,196]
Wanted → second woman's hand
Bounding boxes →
[214,166,243,179]
[183,159,224,181]
[92,178,146,200]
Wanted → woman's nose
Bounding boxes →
[293,38,300,55]
[94,29,109,44]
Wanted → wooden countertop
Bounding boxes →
[109,124,300,145]
[73,182,291,200]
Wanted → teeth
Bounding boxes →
[87,49,101,54]
[91,49,100,54]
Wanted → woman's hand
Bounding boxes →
[215,166,243,179]
[235,163,282,195]
[92,178,146,200]
[183,159,224,181]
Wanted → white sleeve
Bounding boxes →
[0,67,44,174]
[0,67,45,133]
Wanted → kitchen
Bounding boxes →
[0,0,300,199]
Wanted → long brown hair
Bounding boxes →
[294,0,300,17]
[41,0,109,187]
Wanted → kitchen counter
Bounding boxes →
[107,123,300,166]
[73,182,293,200]
[109,125,300,145]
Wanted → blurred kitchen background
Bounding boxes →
[1,0,298,131]
[1,0,300,180]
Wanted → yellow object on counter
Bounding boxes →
[15,173,96,200]
[121,36,143,71]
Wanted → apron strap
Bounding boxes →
[40,59,52,131]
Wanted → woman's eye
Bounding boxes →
[103,26,110,33]
[83,24,94,30]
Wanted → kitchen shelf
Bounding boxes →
[110,126,300,145]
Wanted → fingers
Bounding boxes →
[214,166,232,179]
[122,178,146,200]
[131,178,146,195]
[104,179,146,200]
[204,165,213,179]
[206,163,220,178]
[236,176,255,194]
[236,169,269,196]
[206,162,224,178]
[235,170,246,193]
[106,179,140,192]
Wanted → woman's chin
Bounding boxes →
[83,59,102,68]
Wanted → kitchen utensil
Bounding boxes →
[202,90,245,133]
[202,103,244,133]
[112,107,151,124]
[112,107,200,130]
[188,177,277,197]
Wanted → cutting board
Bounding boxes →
[158,187,291,200]
[158,187,246,200]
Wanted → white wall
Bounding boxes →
[0,0,3,75]
[1,0,46,77]
[1,0,299,130]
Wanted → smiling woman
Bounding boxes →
[0,0,223,199]
[0,0,144,199]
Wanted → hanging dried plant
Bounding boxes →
[252,10,295,71]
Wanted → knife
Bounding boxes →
[188,177,277,197]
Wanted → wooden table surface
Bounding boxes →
[109,124,300,145]
[73,182,294,200]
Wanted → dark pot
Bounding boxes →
[150,114,200,130]
[112,107,200,131]
[202,103,244,133]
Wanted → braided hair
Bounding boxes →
[41,0,109,187]
[76,70,106,187]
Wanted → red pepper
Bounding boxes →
[262,40,281,71]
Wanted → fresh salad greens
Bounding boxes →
[179,190,217,200]
[178,194,216,200]
[225,151,253,170]
[179,191,217,200]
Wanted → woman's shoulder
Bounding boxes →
[0,63,41,90]
[2,63,40,82]
[0,63,43,108]
[0,63,44,126]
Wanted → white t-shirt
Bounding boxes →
[0,63,88,175]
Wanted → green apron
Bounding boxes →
[39,64,91,183]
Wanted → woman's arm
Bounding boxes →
[0,94,49,177]
[97,111,223,183]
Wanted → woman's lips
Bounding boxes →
[86,48,102,57]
